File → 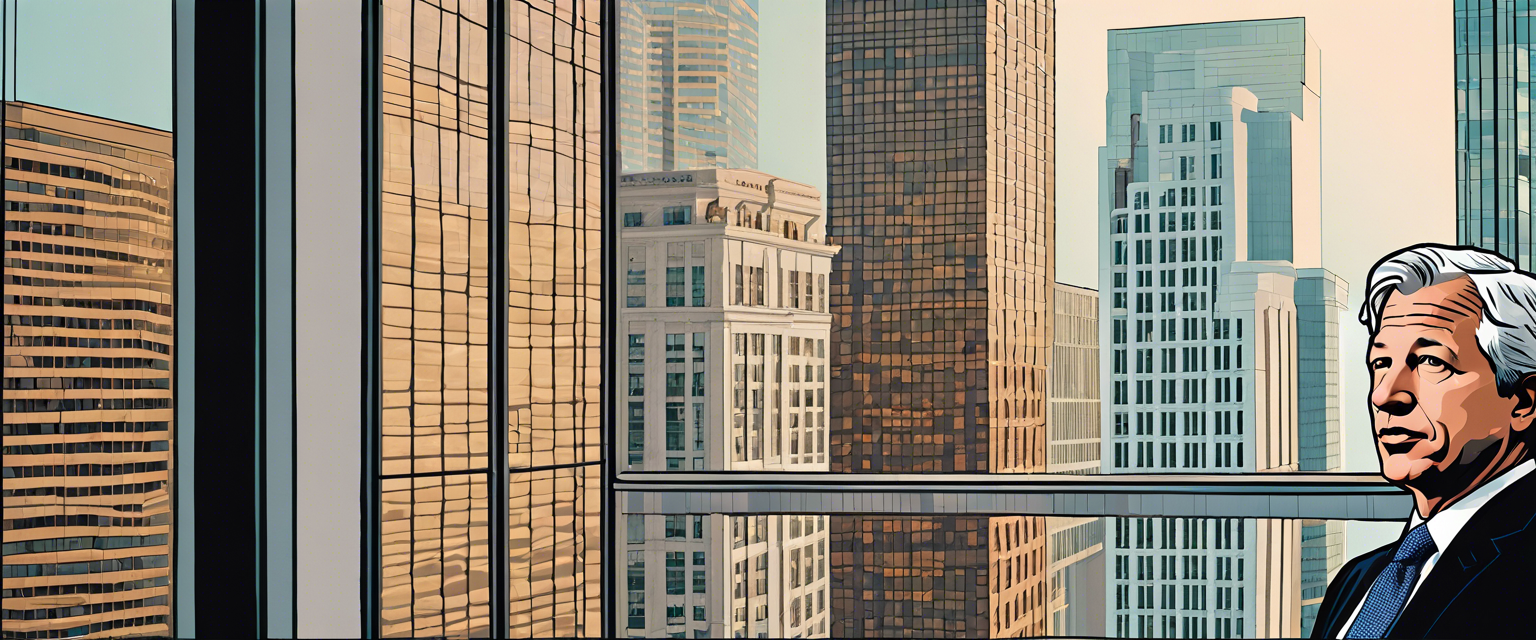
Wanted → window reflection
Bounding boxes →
[378,0,492,636]
[618,513,1363,639]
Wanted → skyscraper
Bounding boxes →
[826,0,1055,636]
[1099,18,1334,638]
[376,1,601,636]
[617,167,834,637]
[1455,0,1534,266]
[2,102,175,639]
[619,0,761,173]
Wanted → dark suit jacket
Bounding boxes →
[1311,468,1536,639]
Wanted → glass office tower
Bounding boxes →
[2,102,175,639]
[1455,0,1535,266]
[1099,18,1333,638]
[618,0,760,173]
[826,0,1056,636]
[376,0,600,636]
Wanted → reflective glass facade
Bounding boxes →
[618,0,760,173]
[504,1,604,635]
[376,0,602,636]
[2,102,175,639]
[1099,19,1331,639]
[826,1,1056,637]
[1455,0,1533,266]
[378,0,494,635]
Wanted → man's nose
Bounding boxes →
[1371,363,1417,417]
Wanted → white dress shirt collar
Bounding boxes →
[1337,458,1536,638]
[1407,458,1536,547]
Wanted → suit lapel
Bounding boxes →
[1319,549,1393,639]
[1385,471,1536,638]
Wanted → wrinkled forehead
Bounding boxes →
[1374,277,1484,345]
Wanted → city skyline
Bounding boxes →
[0,1,1470,638]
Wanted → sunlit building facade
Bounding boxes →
[1049,283,1100,475]
[617,168,834,637]
[2,102,175,639]
[826,0,1056,636]
[1045,284,1105,636]
[619,0,760,173]
[376,0,601,636]
[1099,19,1330,638]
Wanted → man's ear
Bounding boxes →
[1512,372,1536,431]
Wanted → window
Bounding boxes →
[663,205,693,225]
[666,334,685,362]
[627,515,644,544]
[1210,153,1222,179]
[624,211,642,227]
[691,265,706,306]
[627,249,647,307]
[628,403,645,466]
[665,402,685,451]
[1210,121,1222,141]
[666,267,685,306]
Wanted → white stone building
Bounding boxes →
[620,168,837,638]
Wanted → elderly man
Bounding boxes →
[1311,244,1536,639]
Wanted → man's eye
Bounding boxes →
[1370,357,1391,370]
[1417,355,1449,372]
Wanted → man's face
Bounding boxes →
[1368,277,1518,489]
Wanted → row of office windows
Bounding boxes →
[1111,440,1245,470]
[1155,121,1223,145]
[1113,410,1246,438]
[1117,614,1244,639]
[623,205,696,228]
[1113,317,1240,345]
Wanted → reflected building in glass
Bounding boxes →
[2,102,175,639]
[618,0,760,173]
[826,0,1055,637]
[377,0,600,637]
[1098,18,1340,638]
[1454,0,1534,266]
[617,168,834,636]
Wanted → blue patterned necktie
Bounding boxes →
[1344,523,1437,638]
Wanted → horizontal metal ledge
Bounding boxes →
[617,472,1413,521]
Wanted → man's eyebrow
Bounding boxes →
[1413,336,1459,360]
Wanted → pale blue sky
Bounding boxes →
[756,0,825,197]
[2,0,172,130]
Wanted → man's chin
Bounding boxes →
[1379,453,1431,486]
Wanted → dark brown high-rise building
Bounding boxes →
[826,0,1054,637]
[2,102,175,639]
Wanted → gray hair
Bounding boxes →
[1361,244,1536,396]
